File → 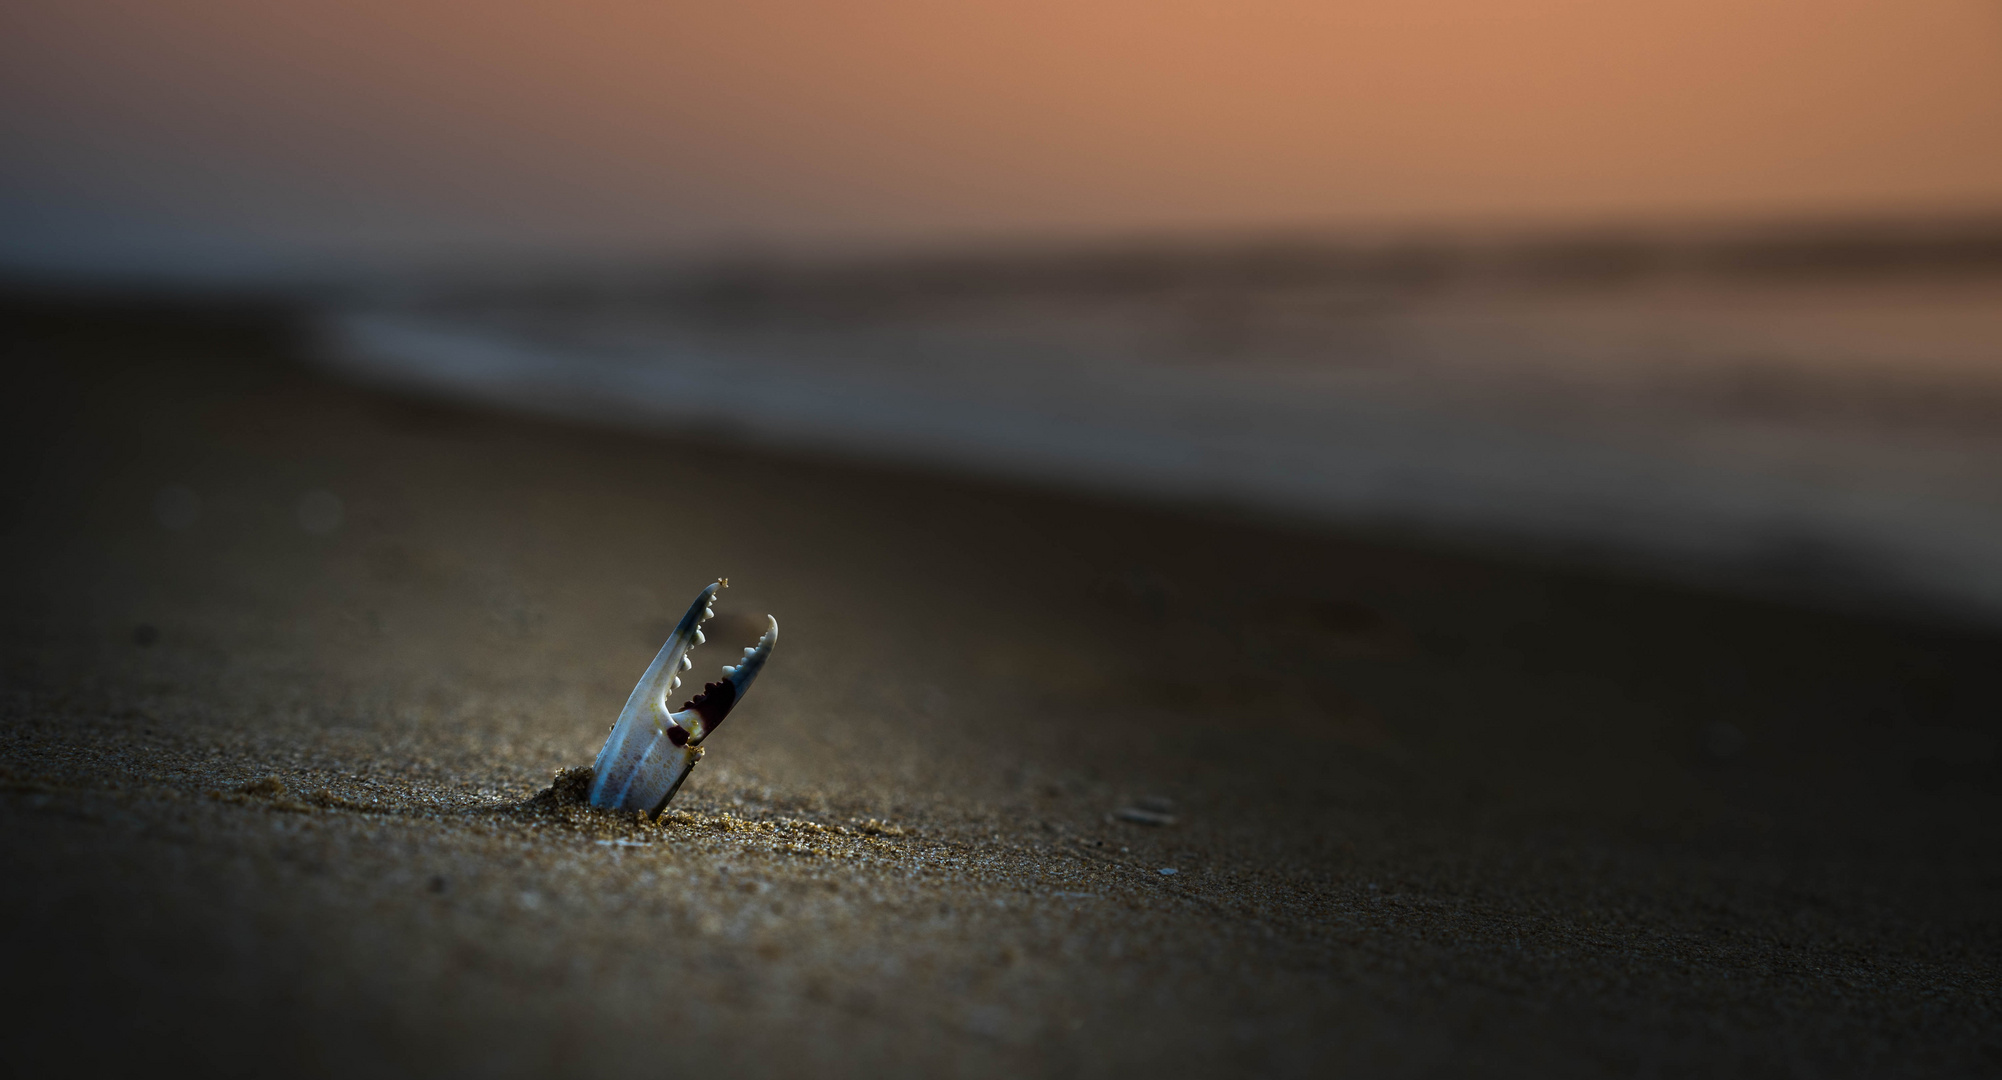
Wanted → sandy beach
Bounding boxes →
[4,295,1999,1077]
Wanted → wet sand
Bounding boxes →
[3,296,1999,1077]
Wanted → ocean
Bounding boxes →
[317,224,2002,619]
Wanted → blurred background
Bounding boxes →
[7,0,2002,618]
[7,0,2002,269]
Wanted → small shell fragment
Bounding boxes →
[1113,806,1178,827]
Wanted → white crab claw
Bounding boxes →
[587,581,779,817]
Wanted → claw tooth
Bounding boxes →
[671,676,682,689]
[722,665,737,676]
[680,655,693,671]
[694,630,705,644]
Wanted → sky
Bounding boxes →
[4,0,2002,277]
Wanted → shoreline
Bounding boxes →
[3,296,1999,1076]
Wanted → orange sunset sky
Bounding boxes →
[4,0,2001,272]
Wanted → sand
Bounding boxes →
[2,296,1999,1077]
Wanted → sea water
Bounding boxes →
[318,242,2002,618]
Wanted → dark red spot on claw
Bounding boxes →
[666,724,689,746]
[680,678,740,732]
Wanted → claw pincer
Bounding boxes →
[588,580,778,817]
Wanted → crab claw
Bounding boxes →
[588,581,778,817]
